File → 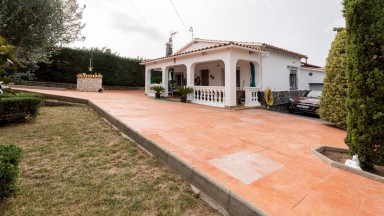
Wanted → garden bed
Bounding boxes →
[313,146,384,183]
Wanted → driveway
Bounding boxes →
[14,88,384,215]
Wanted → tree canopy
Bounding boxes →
[319,28,347,129]
[0,0,85,62]
[344,0,384,168]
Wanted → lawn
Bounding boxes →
[0,106,220,216]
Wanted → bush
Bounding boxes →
[344,0,384,168]
[0,144,22,198]
[0,92,44,99]
[0,95,44,123]
[319,29,347,129]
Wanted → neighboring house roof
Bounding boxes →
[301,61,324,72]
[141,41,266,64]
[141,38,308,64]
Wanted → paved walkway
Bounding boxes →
[16,88,384,215]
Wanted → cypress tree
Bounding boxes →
[344,0,384,168]
[319,28,347,129]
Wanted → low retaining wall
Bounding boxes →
[14,80,144,91]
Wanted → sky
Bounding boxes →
[71,0,345,67]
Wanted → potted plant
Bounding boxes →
[176,86,193,103]
[150,86,165,98]
[239,97,245,105]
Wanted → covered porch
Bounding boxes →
[143,44,266,108]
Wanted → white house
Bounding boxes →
[141,38,324,108]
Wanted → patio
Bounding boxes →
[14,88,384,215]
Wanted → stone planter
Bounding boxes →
[77,74,103,92]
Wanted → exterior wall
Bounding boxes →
[194,61,224,86]
[298,68,325,90]
[261,51,302,91]
[236,60,261,89]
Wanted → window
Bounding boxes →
[289,68,298,90]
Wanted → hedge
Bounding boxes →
[344,0,384,168]
[35,47,145,87]
[0,94,44,123]
[0,144,22,198]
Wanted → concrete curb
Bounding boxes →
[27,91,268,216]
[313,146,384,183]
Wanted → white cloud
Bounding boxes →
[108,11,163,41]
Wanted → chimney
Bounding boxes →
[166,36,173,57]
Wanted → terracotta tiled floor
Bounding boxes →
[17,89,384,215]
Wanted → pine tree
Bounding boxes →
[344,0,384,168]
[319,28,347,129]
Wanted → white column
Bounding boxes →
[145,68,151,95]
[224,56,237,107]
[186,63,194,87]
[186,63,194,100]
[162,67,168,97]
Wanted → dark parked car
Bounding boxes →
[287,90,322,115]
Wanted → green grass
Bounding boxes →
[0,106,220,216]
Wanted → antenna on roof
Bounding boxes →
[166,31,178,57]
[189,27,193,40]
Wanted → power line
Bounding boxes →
[128,0,162,42]
[169,0,190,34]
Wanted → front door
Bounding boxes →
[201,70,209,86]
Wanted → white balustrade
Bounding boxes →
[244,87,261,107]
[192,86,225,107]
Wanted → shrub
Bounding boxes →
[319,29,347,129]
[344,0,384,168]
[0,92,44,99]
[0,96,44,123]
[0,144,22,198]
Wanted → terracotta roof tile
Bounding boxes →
[141,41,265,63]
[142,38,308,63]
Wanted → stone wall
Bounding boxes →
[259,90,309,111]
[77,76,103,92]
[15,80,77,89]
[15,80,144,91]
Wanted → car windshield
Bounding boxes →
[306,91,322,98]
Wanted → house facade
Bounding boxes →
[141,38,324,108]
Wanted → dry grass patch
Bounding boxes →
[0,106,220,216]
